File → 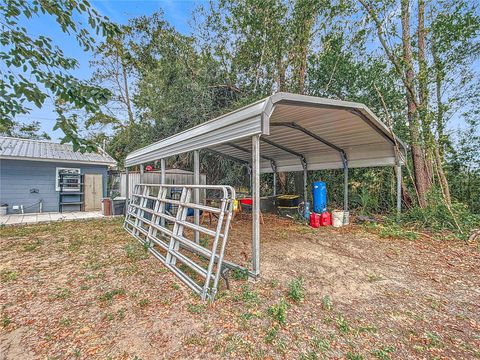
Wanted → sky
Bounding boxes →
[16,0,203,141]
[10,0,478,141]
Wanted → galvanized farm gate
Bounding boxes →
[124,183,236,301]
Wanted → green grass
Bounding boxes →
[372,346,395,359]
[2,314,11,327]
[268,298,288,326]
[336,314,350,334]
[322,295,333,310]
[0,269,18,282]
[187,303,206,314]
[98,288,126,303]
[287,276,305,302]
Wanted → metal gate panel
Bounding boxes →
[124,184,236,301]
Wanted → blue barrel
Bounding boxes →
[312,181,327,213]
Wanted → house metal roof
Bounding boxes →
[125,92,407,172]
[0,136,117,166]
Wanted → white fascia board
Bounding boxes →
[125,101,267,166]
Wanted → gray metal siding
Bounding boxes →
[0,159,108,213]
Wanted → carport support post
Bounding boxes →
[251,134,261,278]
[396,164,402,223]
[160,159,166,184]
[140,164,144,183]
[342,153,349,225]
[160,159,166,227]
[302,161,308,204]
[125,166,129,209]
[194,150,200,244]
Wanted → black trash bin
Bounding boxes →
[112,197,126,216]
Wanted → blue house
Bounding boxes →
[0,136,116,214]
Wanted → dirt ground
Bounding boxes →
[1,215,479,359]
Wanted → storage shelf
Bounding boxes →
[59,173,85,212]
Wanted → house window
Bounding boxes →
[56,167,81,191]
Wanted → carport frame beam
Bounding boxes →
[260,137,308,203]
[251,135,261,278]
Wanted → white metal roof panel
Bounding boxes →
[0,136,117,166]
[125,92,407,171]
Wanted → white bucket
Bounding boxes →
[0,206,7,216]
[332,210,349,227]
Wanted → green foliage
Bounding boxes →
[402,192,480,239]
[98,288,126,303]
[336,314,350,334]
[321,295,333,311]
[268,298,288,326]
[0,0,119,149]
[287,276,305,302]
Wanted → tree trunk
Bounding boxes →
[401,0,431,207]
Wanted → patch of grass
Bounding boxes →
[98,288,126,303]
[375,223,419,241]
[367,273,384,282]
[300,351,319,360]
[2,314,11,327]
[124,243,148,262]
[52,287,72,300]
[68,239,84,252]
[264,325,279,344]
[287,276,305,302]
[231,268,249,280]
[336,314,350,335]
[357,324,378,334]
[184,333,207,346]
[425,331,442,348]
[138,298,149,307]
[237,284,259,305]
[23,239,44,252]
[268,298,288,326]
[199,237,209,248]
[239,312,254,321]
[346,352,363,360]
[270,279,279,288]
[171,282,181,290]
[187,303,206,314]
[59,317,72,326]
[322,295,333,310]
[312,337,331,352]
[0,269,18,282]
[372,346,395,359]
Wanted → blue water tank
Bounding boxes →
[312,181,327,213]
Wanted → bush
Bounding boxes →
[401,193,480,240]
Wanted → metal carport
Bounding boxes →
[125,92,407,278]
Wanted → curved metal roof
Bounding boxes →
[0,136,116,166]
[125,92,406,171]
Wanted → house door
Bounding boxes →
[84,174,103,211]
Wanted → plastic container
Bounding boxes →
[112,197,126,215]
[310,212,321,228]
[102,198,112,216]
[303,201,310,219]
[320,211,332,226]
[332,210,349,227]
[312,181,327,213]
